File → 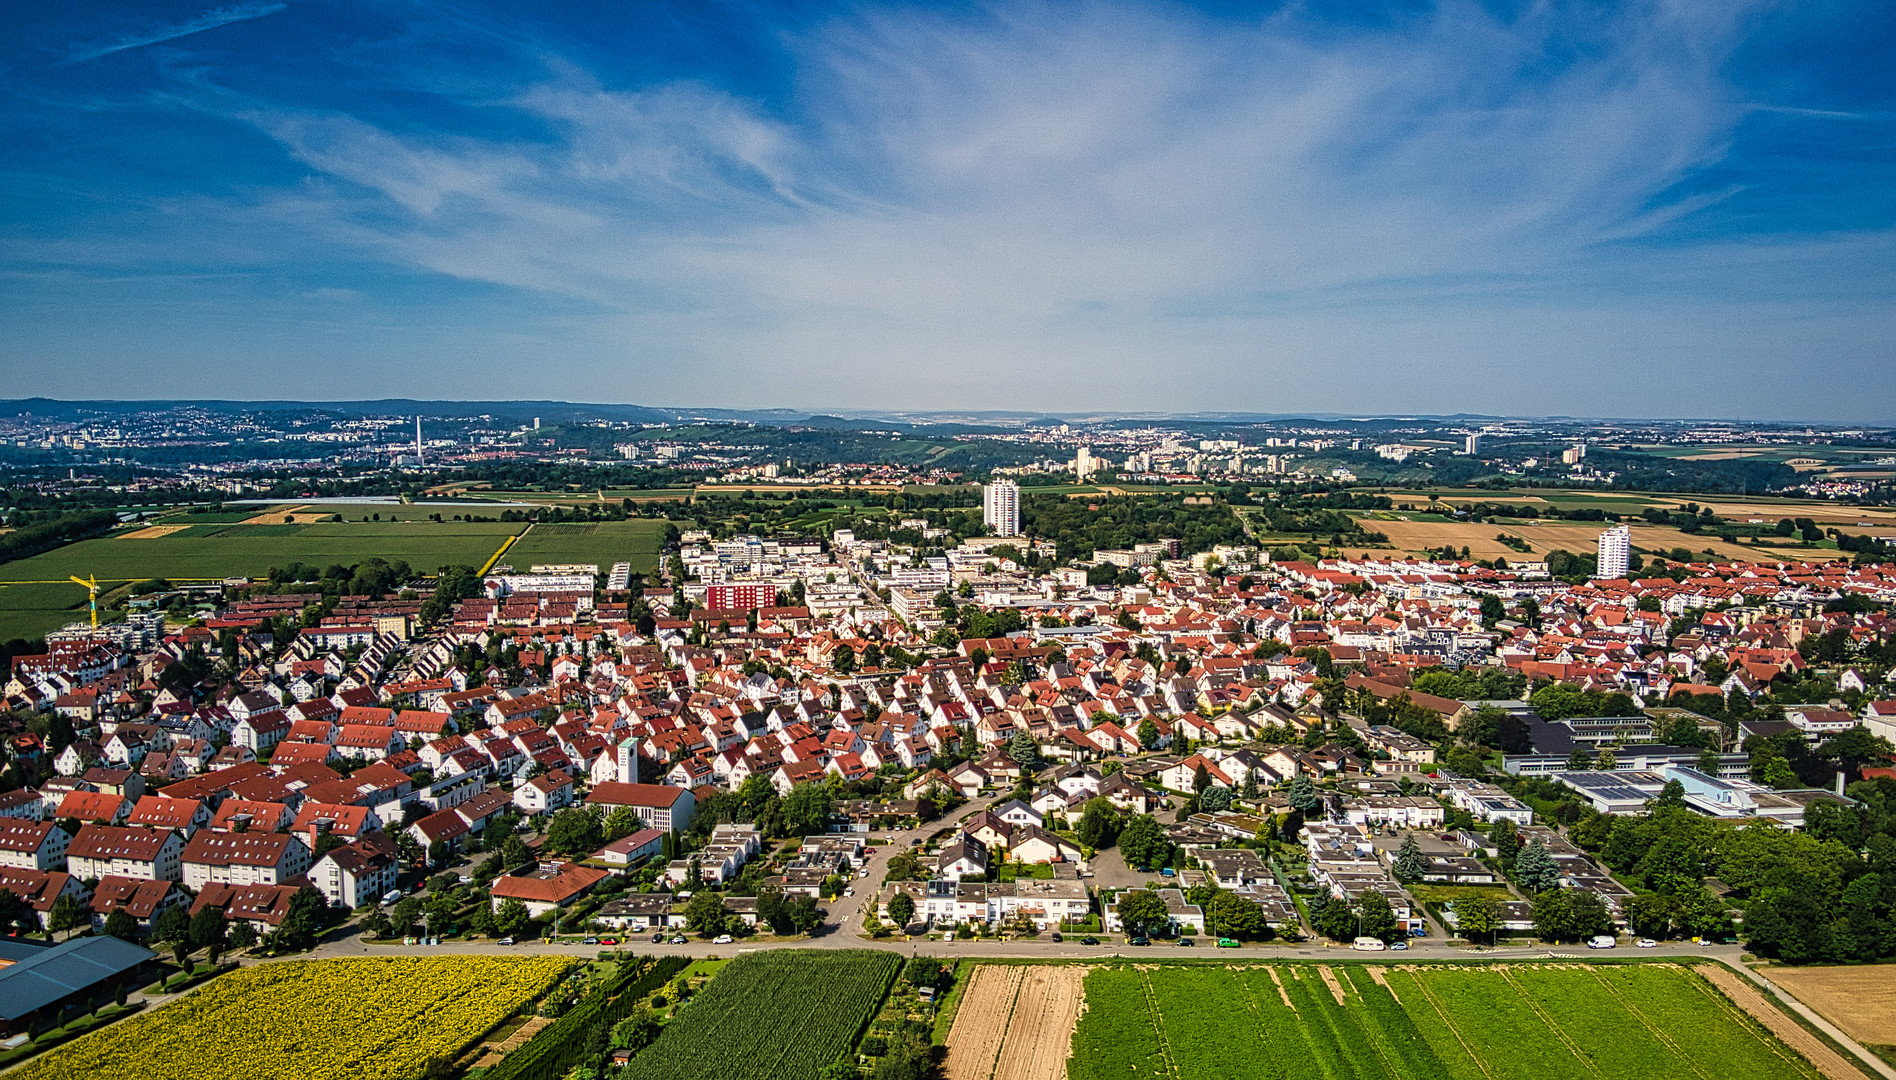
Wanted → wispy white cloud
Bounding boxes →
[19,0,1896,416]
[65,2,288,64]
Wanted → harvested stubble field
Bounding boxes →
[1366,517,1828,562]
[945,964,1088,1080]
[1754,964,1896,1053]
[1066,962,1841,1080]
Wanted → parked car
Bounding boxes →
[381,890,403,906]
[651,932,664,943]
[1636,938,1659,948]
[1176,938,1196,947]
[601,938,619,946]
[1389,941,1409,951]
[497,937,515,946]
[458,874,473,885]
[582,937,599,945]
[669,936,686,944]
[1216,938,1240,948]
[713,934,733,944]
[1050,932,1063,942]
[844,888,854,897]
[1128,936,1150,946]
[943,932,956,942]
[1587,935,1618,949]
[1080,937,1101,946]
[1159,868,1176,877]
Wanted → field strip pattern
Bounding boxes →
[993,967,1086,1080]
[1695,965,1871,1080]
[1759,967,1896,1052]
[944,964,1026,1080]
[1067,963,1833,1080]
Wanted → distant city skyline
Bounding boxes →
[2,1,1893,420]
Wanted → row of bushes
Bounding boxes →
[482,956,692,1080]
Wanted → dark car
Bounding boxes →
[1177,938,1196,946]
[1080,937,1101,946]
[1050,932,1063,943]
[651,932,664,943]
[1128,936,1150,946]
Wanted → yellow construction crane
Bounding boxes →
[68,575,100,629]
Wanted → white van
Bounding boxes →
[1587,935,1618,949]
[1351,937,1387,952]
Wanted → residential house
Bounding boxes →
[513,770,576,817]
[67,825,184,882]
[190,882,303,935]
[0,821,69,872]
[89,876,187,938]
[180,831,311,889]
[488,862,610,919]
[308,835,399,909]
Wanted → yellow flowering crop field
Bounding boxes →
[15,955,572,1080]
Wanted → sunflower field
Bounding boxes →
[14,955,572,1080]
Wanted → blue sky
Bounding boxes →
[2,1,1892,420]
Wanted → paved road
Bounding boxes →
[310,925,1752,964]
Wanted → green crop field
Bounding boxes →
[501,520,672,574]
[0,581,92,641]
[0,520,521,586]
[1068,963,1825,1080]
[620,950,899,1080]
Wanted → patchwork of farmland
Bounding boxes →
[1067,963,1836,1080]
[619,949,900,1080]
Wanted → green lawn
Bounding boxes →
[501,519,672,574]
[1068,962,1826,1080]
[1404,883,1515,904]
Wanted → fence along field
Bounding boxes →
[1066,963,1840,1080]
[619,949,900,1080]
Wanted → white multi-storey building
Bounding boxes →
[982,480,1020,537]
[1597,525,1632,579]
